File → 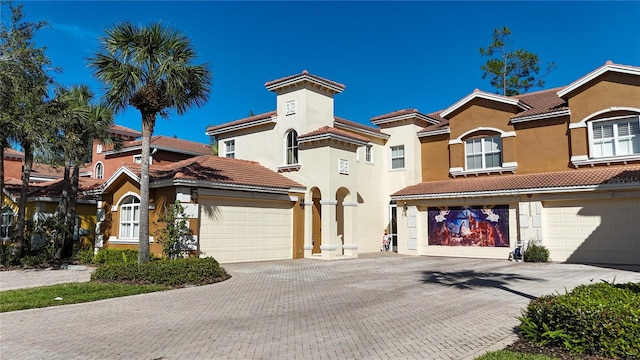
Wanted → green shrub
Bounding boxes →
[523,244,549,263]
[76,248,95,264]
[518,281,640,358]
[91,257,230,287]
[93,248,139,265]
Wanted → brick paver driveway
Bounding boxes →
[1,254,639,360]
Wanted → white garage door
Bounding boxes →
[543,198,640,265]
[199,197,293,263]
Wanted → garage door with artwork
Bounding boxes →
[543,198,640,265]
[199,197,293,263]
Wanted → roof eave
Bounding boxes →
[206,116,277,136]
[557,64,640,98]
[440,92,530,119]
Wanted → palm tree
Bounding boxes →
[88,22,212,264]
[42,85,114,258]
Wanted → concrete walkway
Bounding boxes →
[1,254,638,360]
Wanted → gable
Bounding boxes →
[447,99,517,140]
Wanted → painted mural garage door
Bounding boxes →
[199,197,293,263]
[543,198,640,265]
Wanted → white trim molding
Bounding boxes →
[448,127,516,145]
[570,107,640,129]
[557,63,640,98]
[450,162,518,178]
[440,91,531,118]
[572,154,640,168]
[108,236,154,245]
[511,109,571,124]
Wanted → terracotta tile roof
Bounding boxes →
[511,87,568,120]
[334,117,382,134]
[418,111,449,136]
[30,163,65,180]
[298,126,370,144]
[3,177,103,200]
[109,124,141,138]
[264,70,346,92]
[124,155,304,191]
[370,109,420,122]
[205,111,277,134]
[393,165,640,199]
[123,136,212,155]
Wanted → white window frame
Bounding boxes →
[286,130,299,165]
[96,144,103,154]
[1,207,15,240]
[365,144,373,164]
[390,145,405,170]
[464,135,502,171]
[133,155,153,164]
[118,195,140,240]
[588,115,640,159]
[224,140,235,158]
[94,162,104,179]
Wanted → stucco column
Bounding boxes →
[320,199,338,259]
[303,199,314,258]
[342,201,359,258]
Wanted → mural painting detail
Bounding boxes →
[428,206,509,247]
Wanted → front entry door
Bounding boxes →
[389,203,398,252]
[312,199,322,254]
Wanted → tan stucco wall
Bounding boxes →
[448,100,516,139]
[567,75,640,157]
[514,116,571,173]
[420,134,451,181]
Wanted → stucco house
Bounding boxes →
[94,155,305,262]
[201,62,639,265]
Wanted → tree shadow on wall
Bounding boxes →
[421,270,544,300]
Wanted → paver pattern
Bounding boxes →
[1,254,638,360]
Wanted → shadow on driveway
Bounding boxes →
[421,269,544,300]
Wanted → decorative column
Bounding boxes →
[303,199,313,258]
[342,201,359,258]
[320,199,338,260]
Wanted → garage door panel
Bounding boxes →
[543,198,640,265]
[199,197,293,263]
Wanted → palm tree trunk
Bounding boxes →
[138,112,155,264]
[12,141,33,259]
[55,159,71,260]
[63,164,79,258]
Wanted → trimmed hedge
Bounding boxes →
[523,244,549,263]
[518,281,640,358]
[91,257,230,287]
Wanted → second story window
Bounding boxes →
[94,163,104,179]
[465,136,501,170]
[225,140,235,158]
[590,116,640,158]
[365,145,373,163]
[390,145,405,169]
[286,130,298,164]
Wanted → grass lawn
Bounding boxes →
[0,282,170,312]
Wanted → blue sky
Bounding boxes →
[11,1,640,144]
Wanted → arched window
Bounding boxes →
[95,162,104,179]
[1,207,15,240]
[119,196,140,239]
[286,130,299,165]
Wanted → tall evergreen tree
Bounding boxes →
[479,27,555,96]
[89,22,212,264]
[0,1,56,259]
